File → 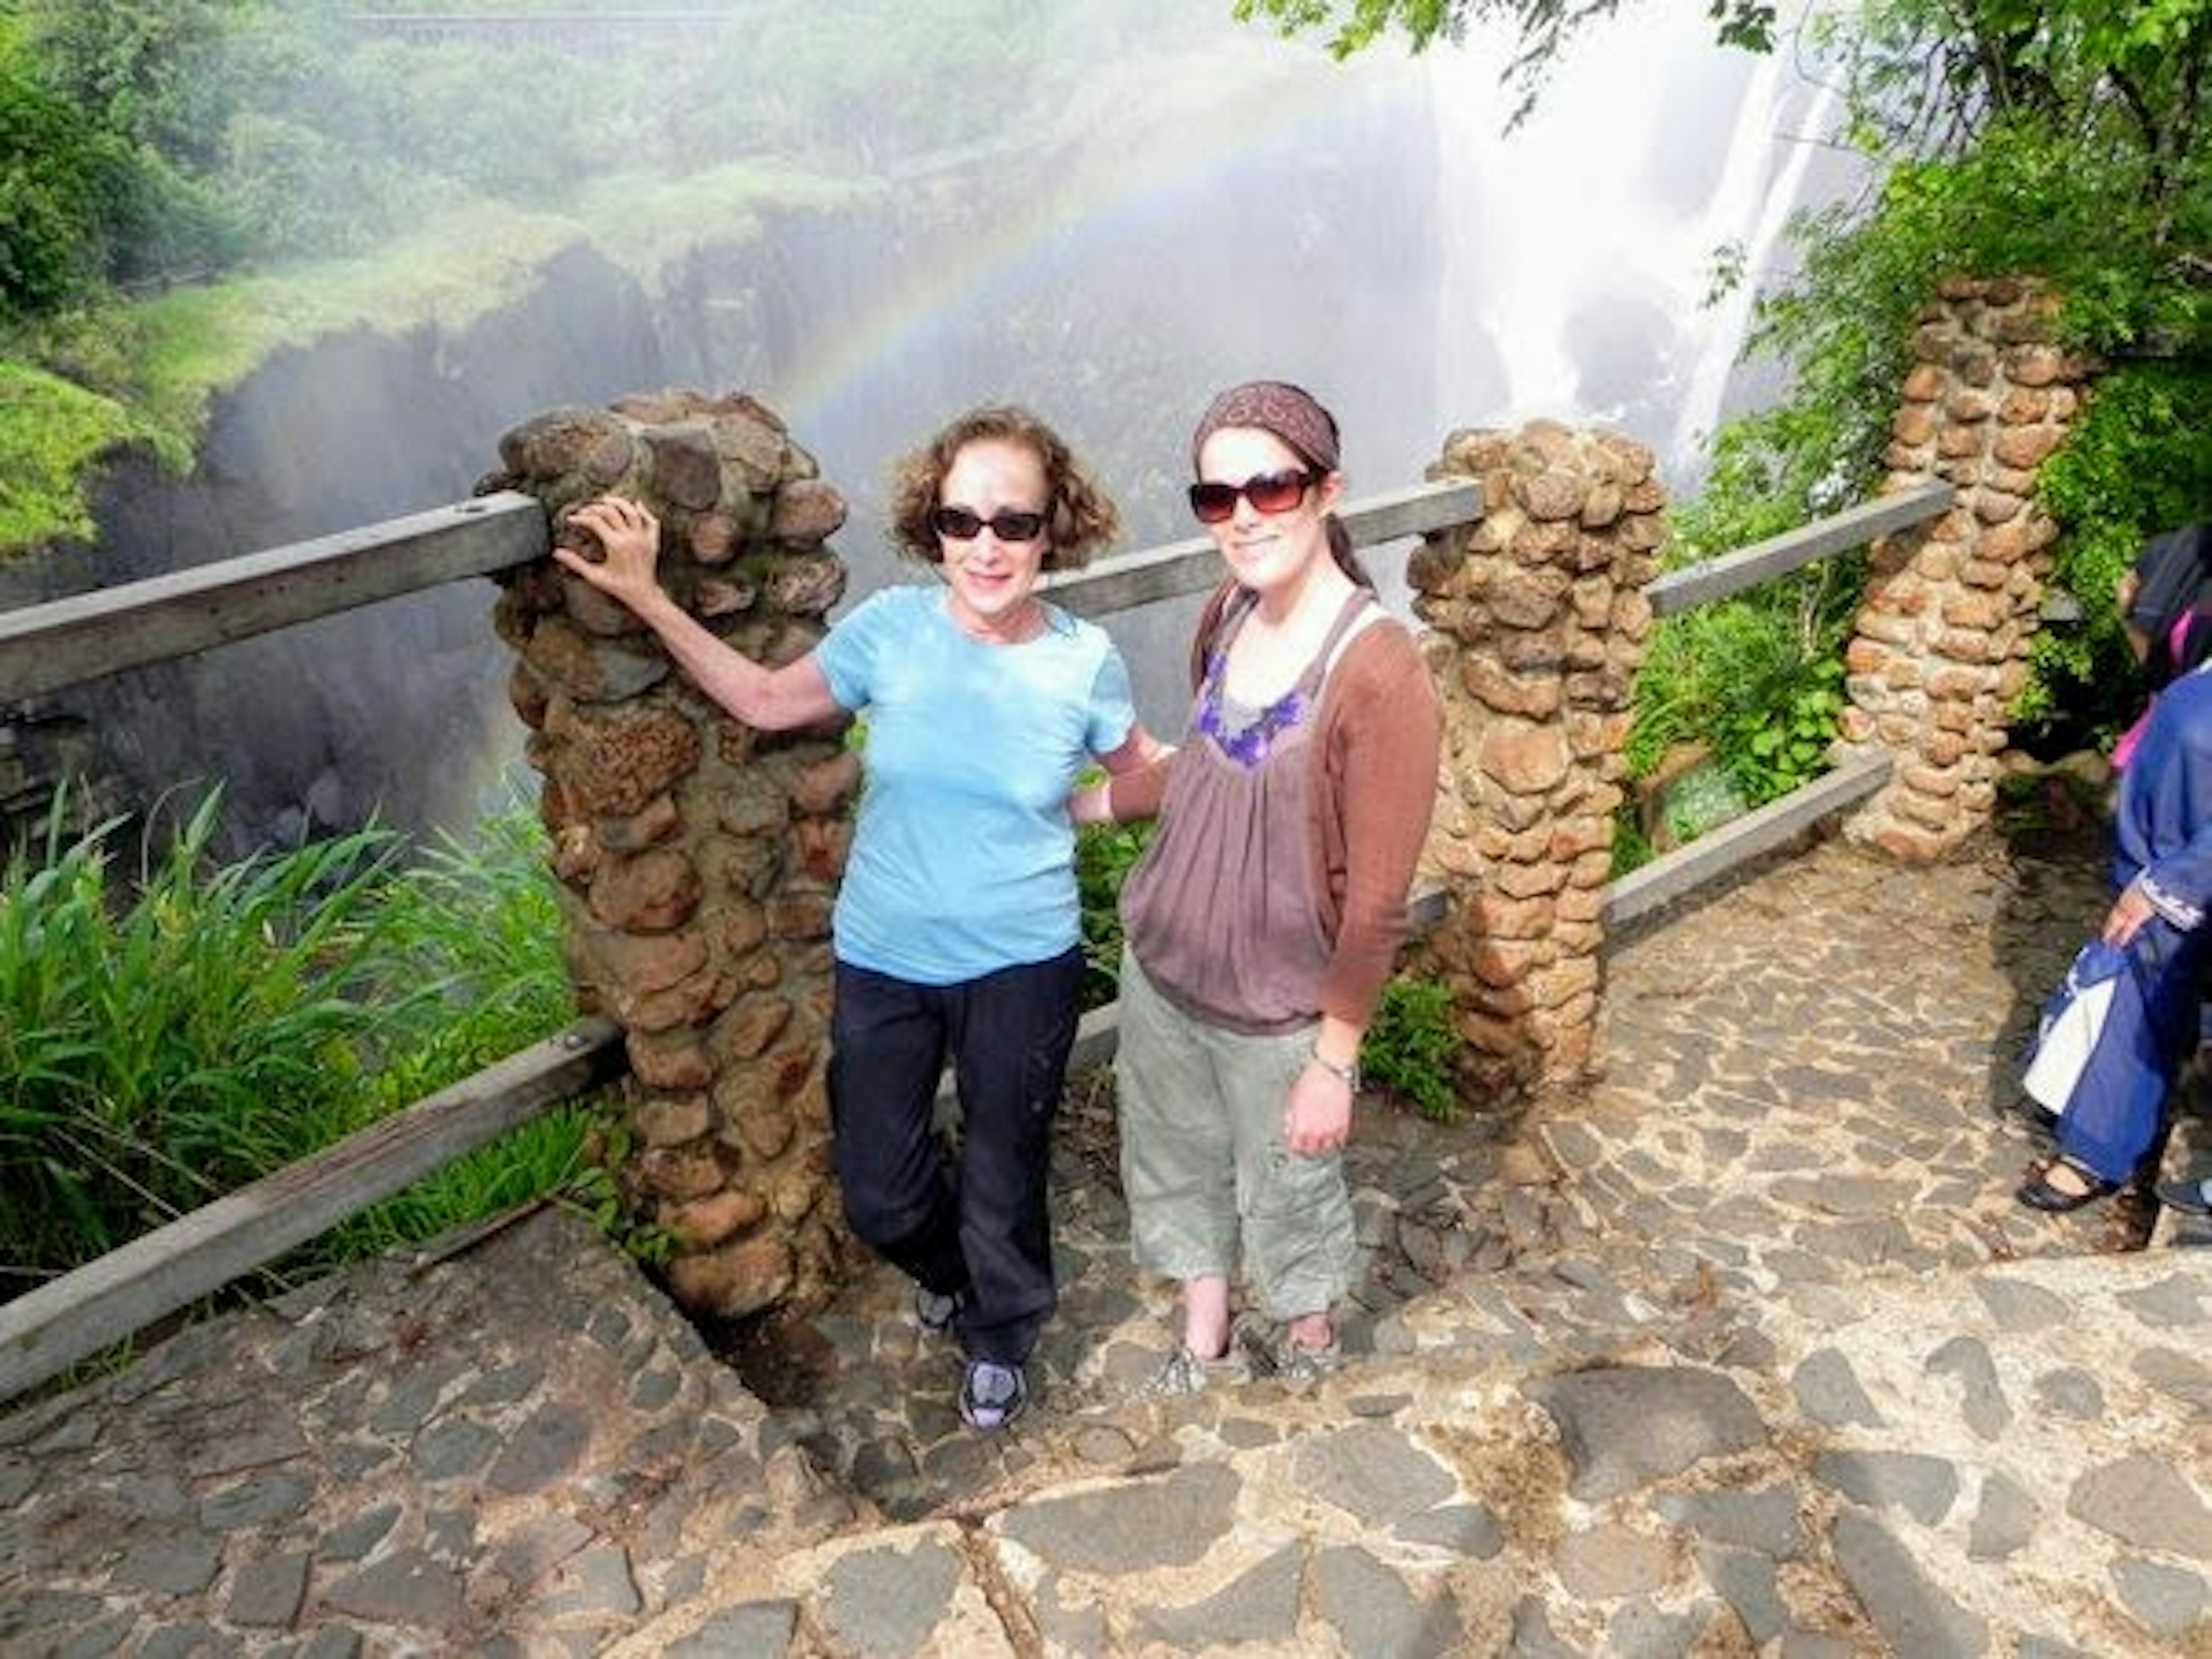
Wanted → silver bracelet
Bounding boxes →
[1310,1049,1361,1091]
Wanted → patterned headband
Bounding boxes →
[1190,380,1341,474]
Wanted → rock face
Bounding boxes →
[0,244,687,859]
[488,388,858,1317]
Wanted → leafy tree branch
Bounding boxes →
[1231,0,1778,123]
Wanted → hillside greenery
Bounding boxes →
[1659,0,2212,790]
[0,0,1093,553]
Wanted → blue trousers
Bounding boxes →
[827,948,1084,1366]
[2033,916,2206,1183]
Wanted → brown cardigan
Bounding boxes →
[1108,582,1443,1028]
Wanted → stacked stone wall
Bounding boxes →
[1407,420,1665,1097]
[487,388,857,1320]
[1842,277,2094,858]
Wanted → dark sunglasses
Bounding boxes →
[931,505,1047,543]
[1187,468,1317,525]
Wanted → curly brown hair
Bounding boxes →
[884,405,1120,572]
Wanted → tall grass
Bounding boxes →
[331,800,610,1264]
[0,785,605,1304]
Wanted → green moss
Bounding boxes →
[0,362,152,550]
[132,166,855,433]
[2,163,861,560]
[128,200,589,440]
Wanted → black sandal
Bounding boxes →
[2016,1155,2119,1213]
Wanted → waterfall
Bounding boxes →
[1427,3,1850,490]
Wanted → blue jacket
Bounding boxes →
[2113,662,2212,929]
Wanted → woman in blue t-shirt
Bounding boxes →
[562,407,1165,1432]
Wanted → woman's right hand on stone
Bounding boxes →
[557,495,661,607]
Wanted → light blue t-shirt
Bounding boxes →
[814,583,1137,984]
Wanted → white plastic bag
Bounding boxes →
[2021,939,2127,1115]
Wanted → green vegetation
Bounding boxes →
[2025,367,2212,748]
[1074,816,1153,1010]
[0,785,611,1302]
[1248,3,2211,865]
[1363,972,1461,1121]
[1654,5,2212,861]
[1626,565,1854,819]
[1688,0,2211,766]
[1233,0,1778,120]
[0,3,245,322]
[0,362,158,544]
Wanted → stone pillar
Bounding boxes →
[1842,277,2093,859]
[486,388,858,1321]
[1407,421,1665,1100]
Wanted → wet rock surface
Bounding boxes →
[4,828,2209,1655]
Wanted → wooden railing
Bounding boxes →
[0,494,546,702]
[0,471,1953,1402]
[1643,487,1955,617]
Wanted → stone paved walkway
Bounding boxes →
[3,826,2209,1656]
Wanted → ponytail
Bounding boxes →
[1327,515,1373,589]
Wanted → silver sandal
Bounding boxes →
[1144,1344,1241,1397]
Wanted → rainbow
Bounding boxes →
[768,48,1421,440]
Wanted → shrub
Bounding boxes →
[0,361,154,548]
[0,48,139,318]
[0,789,393,1284]
[0,786,609,1300]
[2024,365,2212,754]
[1074,815,1152,1010]
[1364,972,1461,1123]
[352,797,574,1104]
[219,111,391,259]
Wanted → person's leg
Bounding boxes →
[1179,1274,1233,1361]
[828,961,967,1296]
[2052,921,2206,1184]
[944,945,1086,1368]
[1224,1022,1356,1365]
[1116,951,1239,1361]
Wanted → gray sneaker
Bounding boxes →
[959,1359,1028,1431]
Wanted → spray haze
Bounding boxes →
[24,0,1847,850]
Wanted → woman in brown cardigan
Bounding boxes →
[1072,380,1443,1392]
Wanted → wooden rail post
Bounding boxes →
[486,391,858,1320]
[1407,421,1666,1099]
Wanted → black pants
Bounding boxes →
[828,947,1084,1365]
